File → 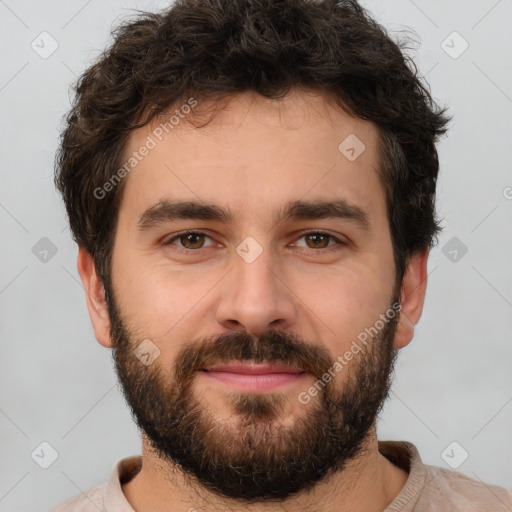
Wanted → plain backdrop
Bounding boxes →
[0,0,511,510]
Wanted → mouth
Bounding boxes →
[198,362,308,391]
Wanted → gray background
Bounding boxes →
[0,0,511,510]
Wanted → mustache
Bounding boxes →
[174,330,335,385]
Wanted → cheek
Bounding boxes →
[112,257,218,345]
[297,261,394,355]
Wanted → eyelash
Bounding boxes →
[163,230,347,255]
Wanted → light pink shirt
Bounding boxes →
[50,441,512,511]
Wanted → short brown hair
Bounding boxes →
[55,0,449,287]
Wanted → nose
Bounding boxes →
[215,244,297,337]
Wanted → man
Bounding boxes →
[51,0,512,510]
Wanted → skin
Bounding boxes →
[78,89,428,512]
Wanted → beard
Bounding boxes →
[108,288,400,502]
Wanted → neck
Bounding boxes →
[122,429,408,512]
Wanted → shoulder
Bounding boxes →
[49,481,106,512]
[379,440,512,512]
[48,455,141,512]
[423,464,512,511]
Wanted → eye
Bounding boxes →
[162,230,347,255]
[164,231,217,251]
[291,231,346,251]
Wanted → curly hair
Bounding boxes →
[55,0,449,287]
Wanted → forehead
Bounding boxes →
[117,90,385,225]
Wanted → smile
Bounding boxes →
[199,362,308,391]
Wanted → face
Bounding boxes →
[105,90,402,500]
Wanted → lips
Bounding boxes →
[199,362,308,391]
[202,363,305,374]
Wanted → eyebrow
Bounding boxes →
[137,199,370,231]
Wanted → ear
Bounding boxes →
[393,248,429,350]
[77,247,112,348]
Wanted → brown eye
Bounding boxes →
[164,231,215,250]
[178,232,206,249]
[290,231,346,252]
[304,233,331,249]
